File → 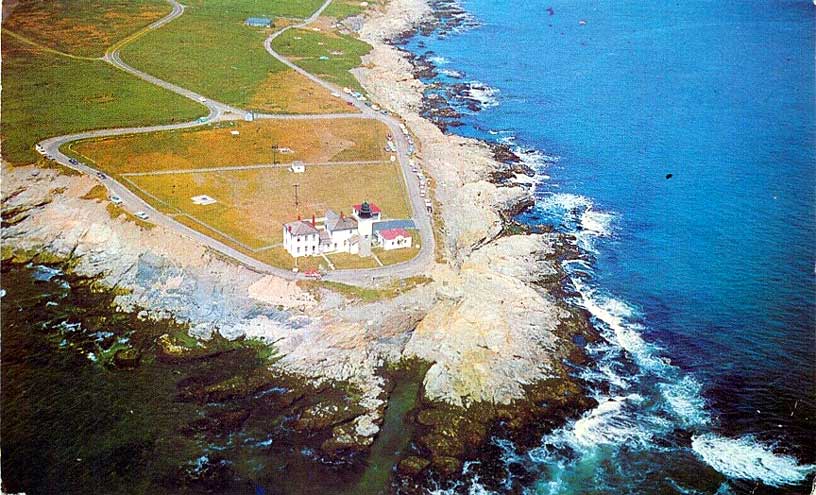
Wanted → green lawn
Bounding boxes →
[2,0,171,57]
[322,0,371,19]
[270,28,372,93]
[120,0,325,108]
[0,37,206,165]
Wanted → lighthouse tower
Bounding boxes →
[352,201,381,240]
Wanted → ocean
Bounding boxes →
[402,0,815,493]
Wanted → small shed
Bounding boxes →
[245,17,271,27]
[290,161,305,173]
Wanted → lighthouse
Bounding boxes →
[352,201,381,240]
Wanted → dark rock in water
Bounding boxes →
[419,432,466,458]
[183,408,251,435]
[491,143,522,164]
[398,455,431,476]
[112,348,140,369]
[181,456,235,488]
[293,401,366,432]
[430,456,462,477]
[666,173,673,179]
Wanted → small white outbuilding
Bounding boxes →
[290,161,305,173]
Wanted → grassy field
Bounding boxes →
[248,69,355,114]
[322,0,377,20]
[270,28,372,93]
[0,37,207,165]
[70,119,391,175]
[121,161,410,248]
[3,0,170,57]
[328,252,379,269]
[298,276,433,302]
[119,0,339,112]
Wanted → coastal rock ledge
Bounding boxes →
[2,0,597,489]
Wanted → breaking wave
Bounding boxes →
[536,193,615,252]
[462,81,499,109]
[439,68,464,78]
[510,186,812,491]
[691,433,815,487]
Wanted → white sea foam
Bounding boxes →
[439,68,464,78]
[659,375,710,427]
[573,281,667,372]
[536,193,615,251]
[428,55,449,65]
[580,208,614,237]
[691,433,816,487]
[463,81,500,108]
[570,394,653,449]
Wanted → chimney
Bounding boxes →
[297,213,301,221]
[340,211,344,220]
[312,214,316,227]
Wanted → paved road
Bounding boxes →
[37,0,436,285]
[121,160,389,176]
[263,0,436,283]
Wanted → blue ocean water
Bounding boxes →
[404,1,815,493]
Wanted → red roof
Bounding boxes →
[352,203,381,214]
[378,228,410,240]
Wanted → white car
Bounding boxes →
[110,195,123,205]
[198,96,207,103]
[135,211,149,220]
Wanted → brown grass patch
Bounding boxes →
[125,161,410,250]
[81,184,108,201]
[298,275,432,302]
[106,203,153,229]
[3,1,169,57]
[248,69,356,114]
[73,119,390,175]
[328,252,379,270]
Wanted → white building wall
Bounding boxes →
[379,234,412,251]
[284,228,320,257]
[326,229,356,253]
[357,218,374,239]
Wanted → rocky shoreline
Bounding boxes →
[1,0,604,491]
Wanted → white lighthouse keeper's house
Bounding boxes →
[283,216,320,257]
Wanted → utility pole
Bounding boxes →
[293,183,300,214]
[272,144,279,165]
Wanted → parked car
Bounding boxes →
[135,211,149,220]
[110,195,122,205]
[303,269,322,279]
[97,172,107,180]
[68,158,78,165]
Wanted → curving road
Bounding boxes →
[37,0,435,285]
